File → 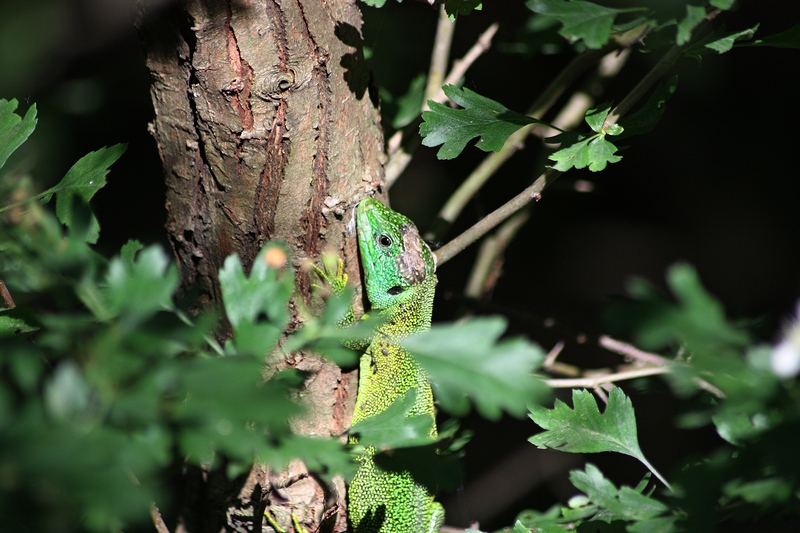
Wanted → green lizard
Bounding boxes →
[321,198,444,533]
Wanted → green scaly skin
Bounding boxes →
[320,198,444,533]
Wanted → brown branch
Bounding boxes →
[1,280,16,309]
[545,366,669,389]
[538,335,726,399]
[434,168,560,266]
[150,502,170,533]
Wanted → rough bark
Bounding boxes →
[136,0,385,531]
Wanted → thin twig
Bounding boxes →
[1,280,16,309]
[545,366,669,389]
[433,10,720,264]
[150,502,171,533]
[432,22,499,105]
[434,168,560,266]
[424,44,617,243]
[385,5,453,189]
[459,47,631,299]
[425,5,455,106]
[598,335,725,398]
[541,340,584,378]
[463,208,530,300]
[599,335,668,366]
[385,22,500,186]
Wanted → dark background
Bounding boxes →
[2,0,799,530]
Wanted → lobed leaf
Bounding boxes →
[548,132,621,172]
[618,76,678,139]
[219,243,294,356]
[444,0,482,20]
[349,389,436,449]
[45,144,127,243]
[569,464,670,523]
[420,85,541,160]
[676,4,707,46]
[106,245,179,322]
[685,24,759,60]
[752,23,800,49]
[527,0,645,49]
[529,388,670,487]
[402,316,548,419]
[0,98,37,170]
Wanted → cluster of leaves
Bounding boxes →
[0,100,358,532]
[0,99,552,531]
[495,264,800,532]
[413,0,798,172]
[379,1,800,528]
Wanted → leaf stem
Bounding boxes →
[0,188,53,214]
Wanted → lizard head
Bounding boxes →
[356,198,436,310]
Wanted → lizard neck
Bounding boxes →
[374,275,436,340]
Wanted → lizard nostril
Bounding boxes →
[387,286,404,295]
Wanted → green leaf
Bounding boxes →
[106,245,179,321]
[266,434,355,479]
[402,316,548,419]
[685,24,759,60]
[173,360,304,464]
[723,477,793,505]
[219,243,294,356]
[444,0,482,20]
[676,4,707,46]
[526,0,645,49]
[710,0,736,9]
[547,103,624,172]
[44,361,90,422]
[529,388,670,488]
[390,72,426,129]
[0,308,39,337]
[627,516,679,533]
[569,464,670,523]
[420,85,541,160]
[618,76,678,139]
[639,263,750,352]
[349,389,435,449]
[285,290,377,366]
[752,23,800,49]
[0,99,37,170]
[360,0,388,7]
[548,133,621,172]
[43,144,127,243]
[515,506,571,532]
[373,440,464,492]
[584,102,613,133]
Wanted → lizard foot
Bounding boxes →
[311,253,348,297]
[264,510,310,533]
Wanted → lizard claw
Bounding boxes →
[311,253,348,296]
[264,510,309,533]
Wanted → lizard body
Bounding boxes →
[321,198,444,533]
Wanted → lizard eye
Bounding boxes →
[378,235,392,247]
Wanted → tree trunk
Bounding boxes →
[136,0,385,531]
